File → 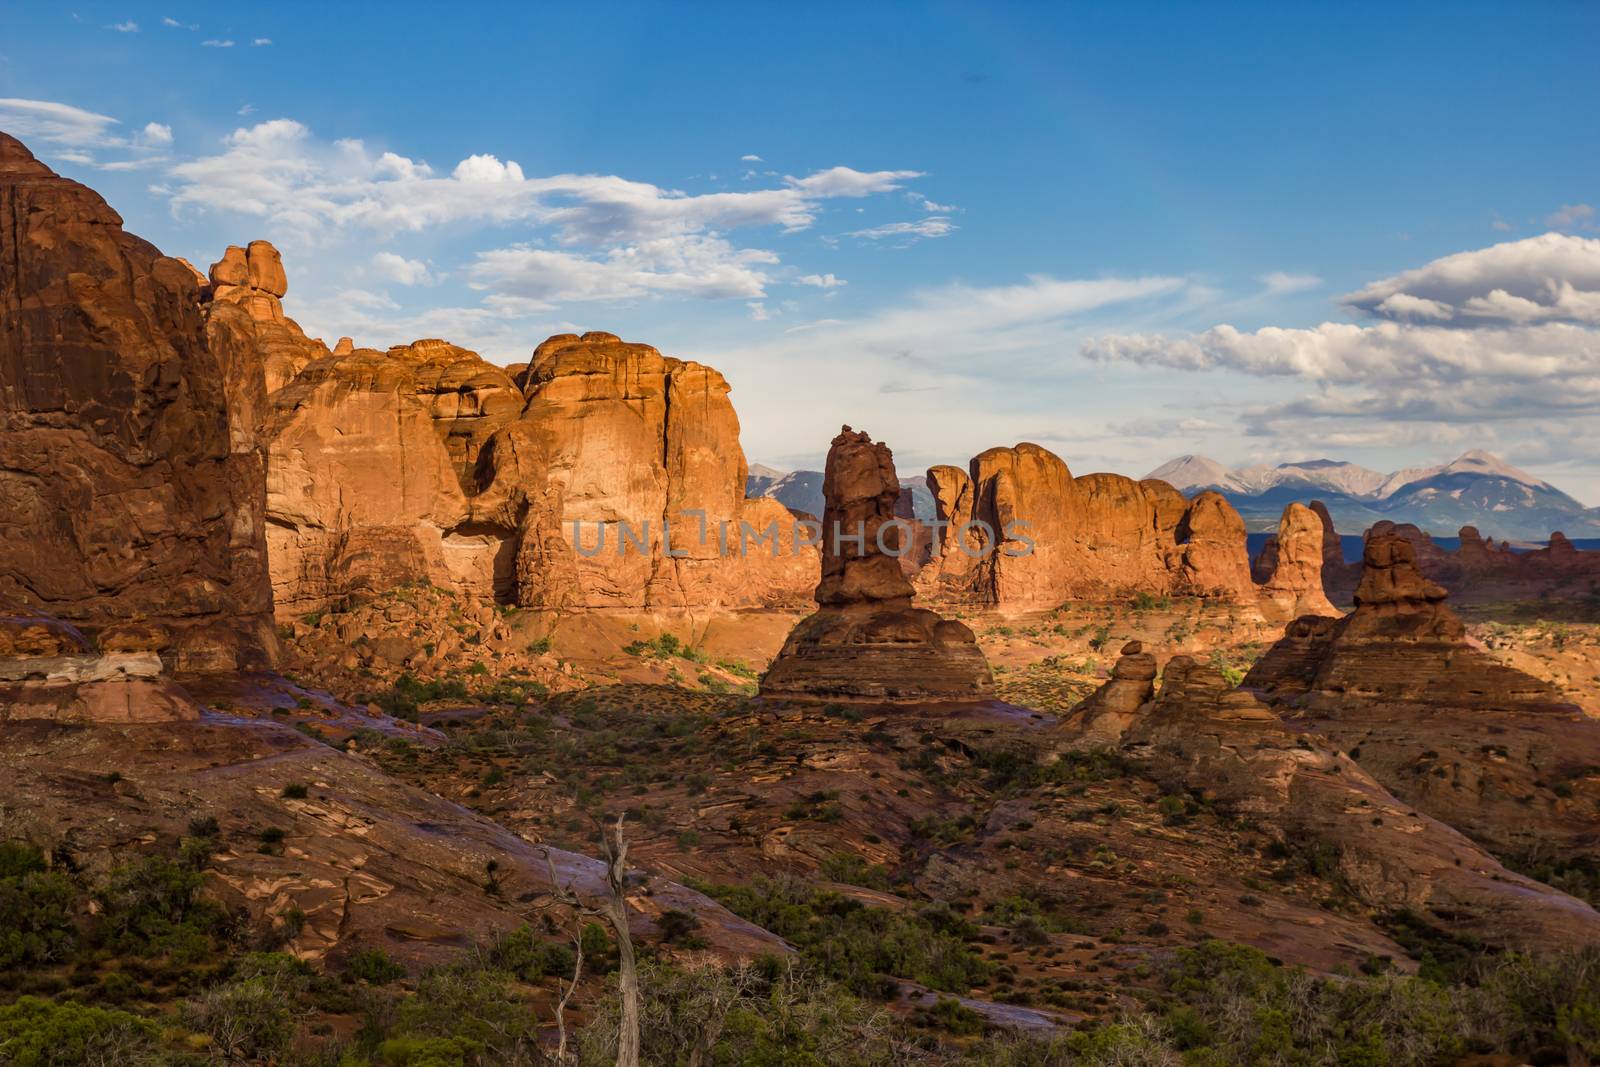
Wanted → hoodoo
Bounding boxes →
[761,427,994,702]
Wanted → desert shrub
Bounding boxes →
[93,855,228,962]
[390,968,537,1063]
[0,996,160,1066]
[697,876,991,997]
[345,947,408,985]
[182,957,308,1063]
[489,924,576,981]
[0,844,77,970]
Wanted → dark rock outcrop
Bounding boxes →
[1246,532,1600,864]
[0,134,275,670]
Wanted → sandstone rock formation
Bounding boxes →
[1107,655,1600,953]
[264,328,816,616]
[265,340,525,613]
[1069,640,1157,744]
[761,428,994,703]
[916,443,1254,608]
[0,613,200,723]
[1245,532,1600,863]
[205,241,329,393]
[1308,499,1361,603]
[0,134,275,670]
[1366,520,1600,605]
[1254,502,1338,619]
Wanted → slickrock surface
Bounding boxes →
[761,428,994,702]
[1246,532,1600,863]
[0,134,275,670]
[0,712,785,969]
[1254,502,1339,619]
[917,442,1255,608]
[1106,656,1600,954]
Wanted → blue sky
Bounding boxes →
[4,2,1599,498]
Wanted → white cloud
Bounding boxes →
[1082,234,1600,479]
[747,302,770,321]
[237,104,255,116]
[107,20,139,32]
[163,120,926,247]
[162,17,198,29]
[252,38,272,46]
[846,216,956,242]
[797,273,847,289]
[140,121,173,146]
[1342,233,1600,326]
[1546,203,1596,233]
[912,194,957,213]
[1083,320,1600,384]
[370,252,433,286]
[0,98,119,147]
[699,273,1187,479]
[741,154,762,162]
[451,153,524,182]
[202,39,235,48]
[468,235,776,307]
[1258,271,1321,295]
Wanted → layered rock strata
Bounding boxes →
[760,428,994,703]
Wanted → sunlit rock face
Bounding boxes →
[915,441,1255,608]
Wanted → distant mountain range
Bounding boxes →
[1146,450,1600,541]
[746,465,934,521]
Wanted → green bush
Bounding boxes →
[0,996,159,1066]
[0,844,77,969]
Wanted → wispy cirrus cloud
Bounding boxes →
[845,216,956,243]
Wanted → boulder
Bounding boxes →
[760,428,994,703]
[0,134,276,670]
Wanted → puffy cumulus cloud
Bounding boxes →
[797,273,846,289]
[370,252,433,286]
[1082,234,1600,488]
[467,235,776,308]
[1083,320,1600,384]
[106,20,139,32]
[140,122,173,146]
[163,120,924,245]
[846,216,956,242]
[1343,233,1600,326]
